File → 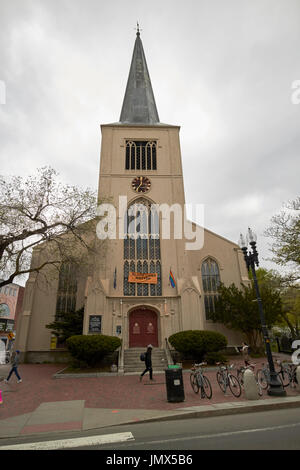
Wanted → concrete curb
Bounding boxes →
[52,368,218,379]
[102,396,300,428]
[53,369,167,379]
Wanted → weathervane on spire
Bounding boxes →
[135,21,142,36]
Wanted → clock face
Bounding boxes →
[131,176,151,193]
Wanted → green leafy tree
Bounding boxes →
[211,282,282,353]
[252,268,300,339]
[264,196,300,285]
[274,286,300,338]
[46,307,84,343]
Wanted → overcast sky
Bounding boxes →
[1,0,299,277]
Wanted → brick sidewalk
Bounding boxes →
[0,355,298,422]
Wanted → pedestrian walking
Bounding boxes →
[140,344,154,382]
[241,342,250,365]
[4,350,22,383]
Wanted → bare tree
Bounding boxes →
[0,167,99,288]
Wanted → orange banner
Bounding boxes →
[128,272,158,284]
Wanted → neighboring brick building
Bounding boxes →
[0,281,25,351]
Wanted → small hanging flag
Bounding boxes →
[113,267,117,289]
[169,269,176,288]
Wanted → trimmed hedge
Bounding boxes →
[204,351,227,365]
[168,330,227,361]
[66,334,121,367]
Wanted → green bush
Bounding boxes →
[204,351,227,365]
[66,334,121,367]
[168,330,227,361]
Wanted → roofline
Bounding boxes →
[187,219,240,248]
[100,122,180,130]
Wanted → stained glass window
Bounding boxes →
[201,258,220,320]
[124,198,161,296]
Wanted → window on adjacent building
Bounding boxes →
[201,258,220,320]
[124,199,162,296]
[125,141,157,170]
[0,303,10,317]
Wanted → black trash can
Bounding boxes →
[165,367,185,403]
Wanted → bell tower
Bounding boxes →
[83,28,195,349]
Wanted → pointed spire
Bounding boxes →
[119,25,160,124]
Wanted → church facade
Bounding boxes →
[15,30,249,363]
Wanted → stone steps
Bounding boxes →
[124,348,168,373]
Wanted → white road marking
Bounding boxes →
[0,432,135,450]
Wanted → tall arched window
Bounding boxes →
[54,261,78,348]
[124,199,162,296]
[56,262,78,317]
[201,258,220,319]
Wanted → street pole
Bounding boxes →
[239,229,286,397]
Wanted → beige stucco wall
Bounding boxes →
[15,122,250,359]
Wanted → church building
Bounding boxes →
[15,29,249,365]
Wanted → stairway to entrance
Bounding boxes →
[123,348,168,374]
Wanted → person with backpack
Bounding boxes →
[140,344,154,382]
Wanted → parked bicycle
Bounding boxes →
[236,361,263,396]
[190,362,212,399]
[283,362,298,388]
[216,362,241,397]
[256,360,290,390]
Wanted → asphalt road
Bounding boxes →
[1,407,300,452]
[96,407,300,451]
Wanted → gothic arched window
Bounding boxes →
[54,261,78,348]
[201,258,220,320]
[124,199,161,296]
[56,262,78,317]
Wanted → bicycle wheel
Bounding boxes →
[291,370,298,388]
[256,379,263,396]
[256,369,268,390]
[190,373,199,394]
[228,374,241,397]
[279,370,290,388]
[216,371,226,393]
[202,375,212,399]
[237,369,244,387]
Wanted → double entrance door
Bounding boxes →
[129,308,158,348]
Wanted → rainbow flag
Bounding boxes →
[169,269,176,288]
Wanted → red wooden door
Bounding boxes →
[129,309,158,347]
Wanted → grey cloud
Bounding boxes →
[0,0,299,274]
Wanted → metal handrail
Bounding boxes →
[118,343,124,374]
[165,337,175,366]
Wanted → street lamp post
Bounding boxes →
[238,228,286,397]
